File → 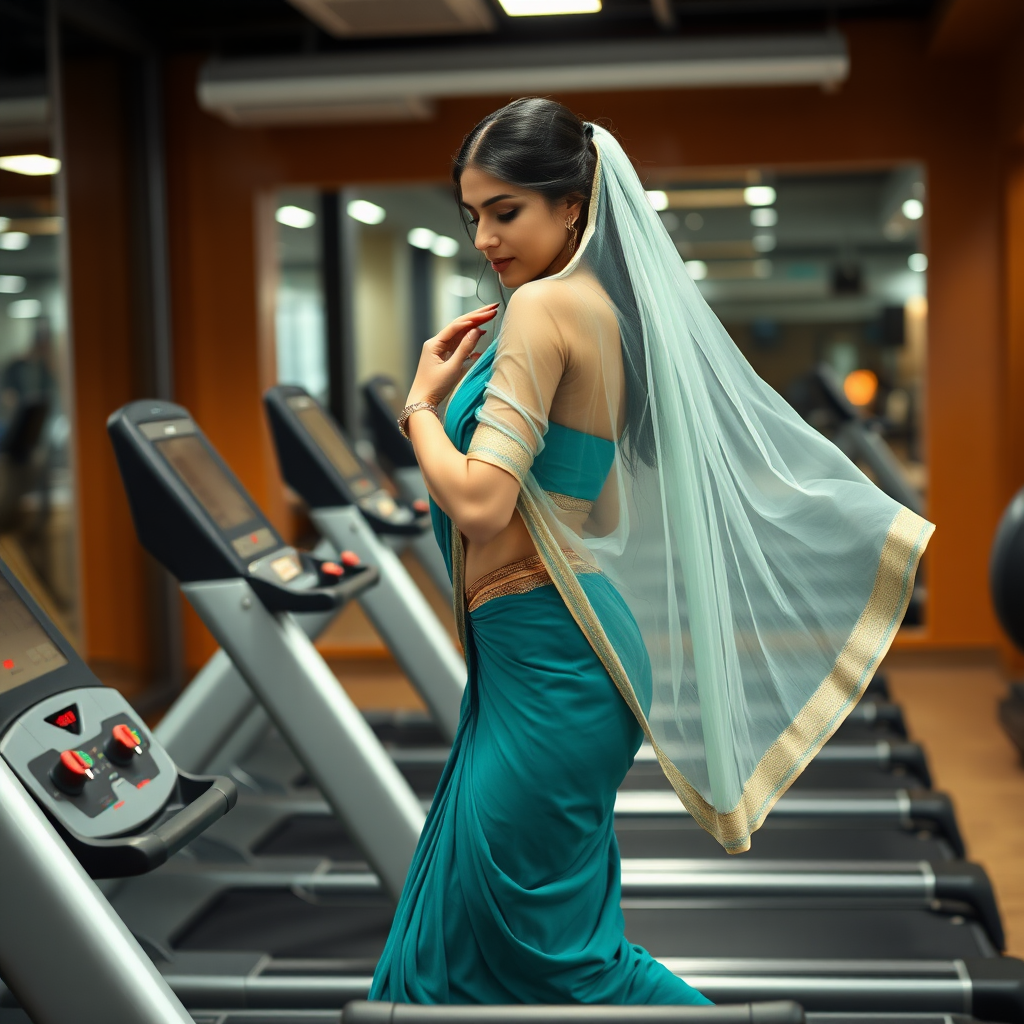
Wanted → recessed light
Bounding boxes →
[901,198,924,221]
[750,208,778,227]
[0,232,29,251]
[408,228,437,250]
[275,205,317,229]
[685,260,708,281]
[908,253,928,272]
[347,199,386,225]
[646,190,668,211]
[684,212,704,231]
[0,276,26,294]
[743,186,776,207]
[752,233,777,253]
[431,235,460,258]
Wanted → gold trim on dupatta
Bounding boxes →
[515,490,933,854]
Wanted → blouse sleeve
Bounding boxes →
[467,281,569,485]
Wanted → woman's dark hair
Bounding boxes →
[452,97,596,235]
[452,97,655,470]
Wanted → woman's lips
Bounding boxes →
[490,257,513,272]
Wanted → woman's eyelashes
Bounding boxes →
[467,209,520,228]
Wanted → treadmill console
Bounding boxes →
[264,386,428,536]
[362,375,418,471]
[0,559,235,875]
[108,400,377,613]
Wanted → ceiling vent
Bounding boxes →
[287,0,496,38]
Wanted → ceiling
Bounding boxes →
[0,0,939,77]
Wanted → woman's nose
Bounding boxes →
[474,228,498,252]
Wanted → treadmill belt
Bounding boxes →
[254,814,954,863]
[175,890,394,959]
[172,891,990,961]
[613,819,954,861]
[623,905,993,960]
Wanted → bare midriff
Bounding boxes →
[463,508,537,596]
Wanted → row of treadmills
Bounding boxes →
[0,378,1022,1024]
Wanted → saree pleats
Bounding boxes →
[370,573,710,1006]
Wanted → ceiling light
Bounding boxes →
[901,198,924,221]
[685,260,708,281]
[646,190,668,212]
[743,186,776,207]
[752,233,776,253]
[0,154,60,176]
[908,253,928,272]
[275,205,317,229]
[408,227,437,250]
[431,235,460,258]
[498,0,601,15]
[684,212,703,231]
[0,217,8,232]
[0,276,26,294]
[8,298,41,319]
[347,199,385,225]
[447,275,478,297]
[750,207,777,227]
[0,232,29,251]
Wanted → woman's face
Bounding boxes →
[459,166,581,289]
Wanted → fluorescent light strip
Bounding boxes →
[499,0,601,14]
[0,155,60,176]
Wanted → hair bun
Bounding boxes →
[583,122,595,141]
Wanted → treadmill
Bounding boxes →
[0,554,235,1023]
[0,558,797,1024]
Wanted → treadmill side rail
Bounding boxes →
[311,506,465,741]
[0,758,194,1024]
[342,1002,806,1022]
[182,578,425,900]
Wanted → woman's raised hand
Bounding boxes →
[407,303,499,407]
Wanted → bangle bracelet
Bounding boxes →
[398,401,439,440]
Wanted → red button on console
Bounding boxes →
[339,551,361,567]
[321,562,344,577]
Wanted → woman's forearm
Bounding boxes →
[406,408,518,544]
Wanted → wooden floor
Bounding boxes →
[886,655,1024,957]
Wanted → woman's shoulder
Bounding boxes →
[508,273,613,324]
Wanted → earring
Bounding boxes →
[566,218,578,256]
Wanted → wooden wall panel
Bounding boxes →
[63,58,150,669]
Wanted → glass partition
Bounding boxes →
[0,5,78,640]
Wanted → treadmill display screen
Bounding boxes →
[0,574,67,693]
[155,436,273,553]
[294,404,375,498]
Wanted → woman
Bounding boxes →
[371,99,933,1005]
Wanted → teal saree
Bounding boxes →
[368,345,711,1005]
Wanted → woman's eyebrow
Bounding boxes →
[463,193,518,211]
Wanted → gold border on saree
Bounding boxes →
[466,550,600,613]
